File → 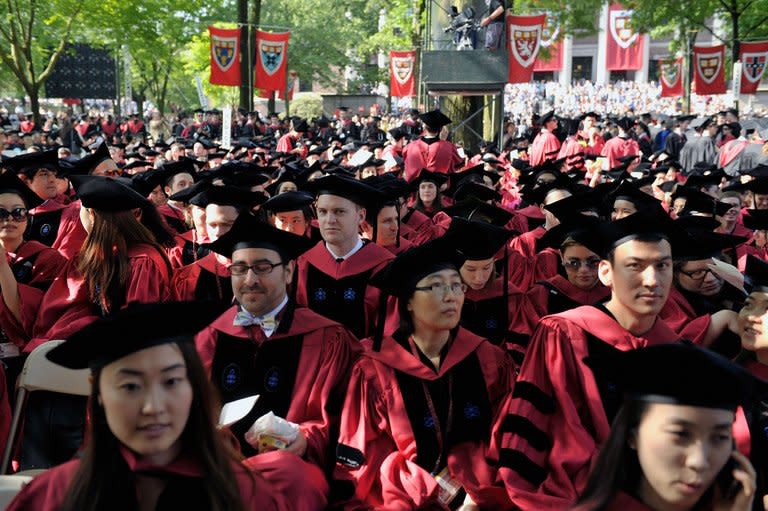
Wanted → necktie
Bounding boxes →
[233,310,278,337]
[336,258,344,263]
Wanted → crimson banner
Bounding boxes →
[534,13,562,72]
[605,4,644,70]
[693,44,726,95]
[659,57,683,97]
[390,50,416,97]
[740,41,768,94]
[507,14,546,84]
[209,26,241,86]
[255,30,289,92]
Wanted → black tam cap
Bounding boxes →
[538,214,603,255]
[67,142,113,175]
[303,174,382,207]
[207,213,314,261]
[0,171,43,209]
[596,208,679,258]
[263,190,314,213]
[2,149,60,177]
[452,182,501,203]
[743,209,768,231]
[419,110,452,131]
[745,255,768,291]
[189,184,266,210]
[157,159,198,186]
[47,301,228,370]
[409,168,450,188]
[70,175,151,211]
[168,180,212,204]
[441,197,514,227]
[540,111,556,124]
[745,178,768,195]
[584,342,762,410]
[444,217,513,260]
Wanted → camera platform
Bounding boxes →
[421,50,508,95]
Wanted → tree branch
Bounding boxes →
[742,13,768,38]
[694,20,728,44]
[36,2,83,83]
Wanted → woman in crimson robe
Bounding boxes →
[333,238,514,510]
[410,169,449,219]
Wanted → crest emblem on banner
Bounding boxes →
[661,61,680,87]
[511,25,541,68]
[743,52,767,83]
[212,36,237,72]
[392,56,414,85]
[697,53,722,84]
[609,9,638,49]
[260,41,285,75]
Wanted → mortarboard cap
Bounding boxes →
[157,159,197,186]
[441,197,514,227]
[419,110,452,131]
[584,342,761,411]
[189,184,266,210]
[690,117,713,130]
[743,164,768,178]
[540,111,556,124]
[302,174,382,208]
[444,217,513,260]
[409,168,450,189]
[596,207,680,258]
[167,180,211,204]
[616,116,635,132]
[673,230,746,261]
[66,142,113,175]
[0,170,43,209]
[543,190,602,220]
[207,212,314,262]
[745,255,768,291]
[2,149,60,176]
[742,209,768,231]
[263,190,315,213]
[452,182,501,203]
[70,175,151,211]
[47,301,227,370]
[745,178,768,195]
[538,214,603,255]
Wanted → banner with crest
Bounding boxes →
[534,12,562,72]
[740,41,768,94]
[390,50,416,97]
[255,30,290,92]
[507,14,546,84]
[658,57,683,97]
[693,44,726,95]
[209,26,241,86]
[605,3,644,70]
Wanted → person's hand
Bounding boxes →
[713,450,756,511]
[284,430,308,457]
[480,17,490,27]
[440,125,450,141]
[457,494,480,511]
[708,258,746,294]
[0,244,8,268]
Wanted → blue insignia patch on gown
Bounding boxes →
[264,367,280,392]
[40,224,51,236]
[314,288,327,301]
[464,402,481,419]
[222,363,241,391]
[423,414,436,429]
[485,319,498,330]
[343,288,356,301]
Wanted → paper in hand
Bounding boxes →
[218,395,259,428]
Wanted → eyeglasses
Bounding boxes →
[678,268,716,281]
[414,282,467,297]
[563,258,601,270]
[0,207,28,222]
[227,261,284,276]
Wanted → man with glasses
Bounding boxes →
[197,214,360,508]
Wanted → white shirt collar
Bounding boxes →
[326,237,364,261]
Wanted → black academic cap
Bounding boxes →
[167,180,211,204]
[370,176,412,201]
[441,197,514,227]
[676,114,696,124]
[408,168,450,189]
[659,180,679,194]
[674,215,721,232]
[189,184,266,209]
[419,110,452,130]
[580,111,601,121]
[227,170,272,189]
[444,217,513,260]
[302,174,382,207]
[452,182,501,203]
[673,230,747,261]
[616,116,635,132]
[66,142,113,175]
[743,164,768,178]
[369,237,466,297]
[47,301,227,370]
[0,170,43,209]
[584,341,761,410]
[130,168,167,197]
[70,175,151,211]
[540,111,556,124]
[544,190,602,221]
[745,177,768,195]
[690,117,713,130]
[604,180,658,210]
[2,149,60,176]
[263,190,315,213]
[122,160,152,172]
[596,208,679,258]
[678,188,732,217]
[538,214,603,255]
[743,209,768,231]
[388,127,406,140]
[745,255,768,291]
[685,172,725,190]
[207,212,314,261]
[157,159,198,186]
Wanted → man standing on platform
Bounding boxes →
[402,110,463,182]
[481,0,506,50]
[529,112,561,166]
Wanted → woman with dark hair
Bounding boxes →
[574,342,761,511]
[411,169,449,218]
[7,302,281,511]
[333,238,514,510]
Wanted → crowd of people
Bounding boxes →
[2,99,768,510]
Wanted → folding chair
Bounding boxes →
[0,341,90,474]
[0,474,33,510]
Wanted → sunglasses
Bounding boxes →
[0,207,28,222]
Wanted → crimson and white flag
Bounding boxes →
[659,57,683,97]
[740,41,768,94]
[507,14,546,84]
[390,50,416,97]
[693,44,726,95]
[534,13,562,72]
[255,30,289,92]
[209,26,241,86]
[605,4,644,70]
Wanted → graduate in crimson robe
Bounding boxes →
[600,117,639,169]
[577,112,605,156]
[164,180,213,268]
[493,210,685,510]
[154,158,201,235]
[402,110,462,182]
[528,112,561,167]
[333,239,514,510]
[296,175,394,339]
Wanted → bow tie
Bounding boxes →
[233,310,278,336]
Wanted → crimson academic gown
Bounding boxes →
[382,237,413,255]
[557,136,585,171]
[529,130,561,167]
[507,227,558,291]
[28,196,87,260]
[402,138,462,182]
[157,203,190,235]
[493,305,680,510]
[401,208,431,237]
[296,240,393,339]
[170,253,233,305]
[196,303,360,468]
[26,244,171,352]
[333,328,514,510]
[0,241,68,349]
[657,286,712,345]
[166,230,210,269]
[578,131,605,156]
[6,445,282,511]
[600,137,640,170]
